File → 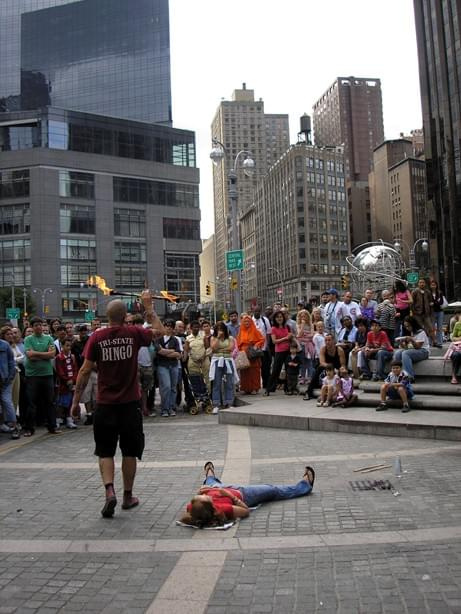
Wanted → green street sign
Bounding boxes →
[406,272,419,284]
[6,308,20,319]
[226,249,244,271]
[85,310,96,322]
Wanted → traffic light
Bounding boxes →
[341,274,350,289]
[230,278,238,290]
[206,282,211,296]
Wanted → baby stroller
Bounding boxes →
[185,368,213,415]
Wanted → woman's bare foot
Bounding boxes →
[204,461,215,478]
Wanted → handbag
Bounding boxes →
[235,350,250,370]
[248,345,264,360]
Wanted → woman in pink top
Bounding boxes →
[264,311,293,395]
[393,280,413,338]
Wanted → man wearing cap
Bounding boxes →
[323,288,345,339]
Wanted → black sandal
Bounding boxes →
[303,466,315,487]
[204,461,215,477]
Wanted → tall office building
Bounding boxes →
[413,0,461,298]
[254,143,350,308]
[0,0,200,318]
[0,0,172,125]
[211,85,289,299]
[313,77,385,249]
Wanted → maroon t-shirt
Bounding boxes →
[83,325,153,404]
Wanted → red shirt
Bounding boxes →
[83,325,152,404]
[271,326,291,353]
[55,351,78,394]
[366,330,393,351]
[186,487,243,520]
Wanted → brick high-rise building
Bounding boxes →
[413,0,461,298]
[313,77,385,249]
[211,85,289,304]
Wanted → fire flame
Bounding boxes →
[87,275,113,296]
[160,290,179,303]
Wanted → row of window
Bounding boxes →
[0,170,29,200]
[0,203,30,234]
[113,177,199,209]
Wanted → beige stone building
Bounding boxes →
[211,84,289,309]
[199,235,216,303]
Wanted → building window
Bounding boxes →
[60,239,96,261]
[0,170,29,199]
[0,239,31,286]
[0,204,30,235]
[59,171,95,199]
[164,252,199,302]
[61,263,97,287]
[60,204,95,234]
[114,242,147,263]
[113,177,199,209]
[163,218,200,240]
[114,208,146,237]
[115,266,147,288]
[62,291,95,314]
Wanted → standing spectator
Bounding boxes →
[312,321,326,362]
[64,321,75,341]
[394,315,430,382]
[303,334,346,400]
[323,288,344,338]
[50,319,62,339]
[23,317,58,436]
[175,320,194,410]
[341,291,361,323]
[264,305,274,324]
[311,307,323,329]
[184,321,209,408]
[55,338,78,429]
[11,327,27,427]
[236,315,265,394]
[71,291,165,518]
[364,289,378,315]
[336,316,357,364]
[393,279,413,338]
[0,328,19,439]
[429,280,447,347]
[133,314,156,417]
[411,279,435,342]
[375,289,396,345]
[209,322,237,413]
[264,311,293,396]
[226,311,240,338]
[252,306,272,389]
[72,325,96,425]
[359,296,375,322]
[90,318,101,335]
[360,320,394,381]
[281,307,297,334]
[53,325,67,354]
[285,341,302,395]
[319,292,330,320]
[296,309,315,384]
[155,320,181,417]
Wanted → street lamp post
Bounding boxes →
[32,287,54,317]
[269,266,283,303]
[393,238,429,271]
[210,139,255,315]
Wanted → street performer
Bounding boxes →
[71,290,164,518]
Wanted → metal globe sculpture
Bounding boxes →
[346,242,405,295]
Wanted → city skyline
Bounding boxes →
[170,0,422,239]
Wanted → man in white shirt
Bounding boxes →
[341,291,361,324]
[323,288,345,339]
[252,306,272,389]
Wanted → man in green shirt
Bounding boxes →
[23,317,59,436]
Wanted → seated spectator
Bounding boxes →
[341,291,361,324]
[444,338,461,385]
[376,361,413,412]
[394,316,430,382]
[336,316,357,364]
[451,318,461,341]
[304,334,346,400]
[333,366,358,407]
[349,317,369,378]
[316,364,339,407]
[375,289,396,346]
[360,320,393,381]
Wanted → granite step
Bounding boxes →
[358,381,461,396]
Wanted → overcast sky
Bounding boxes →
[169,0,422,239]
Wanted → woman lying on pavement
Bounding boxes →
[180,462,315,528]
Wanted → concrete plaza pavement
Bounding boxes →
[0,412,461,613]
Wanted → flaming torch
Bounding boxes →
[86,276,178,303]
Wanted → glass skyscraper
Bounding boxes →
[0,0,172,125]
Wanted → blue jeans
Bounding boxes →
[157,363,179,412]
[0,380,16,423]
[376,349,394,379]
[300,353,314,380]
[212,366,234,406]
[433,311,444,345]
[203,475,312,508]
[393,348,429,378]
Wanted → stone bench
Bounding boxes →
[368,355,456,379]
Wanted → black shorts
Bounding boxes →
[93,402,145,460]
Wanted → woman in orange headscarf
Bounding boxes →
[236,314,265,394]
